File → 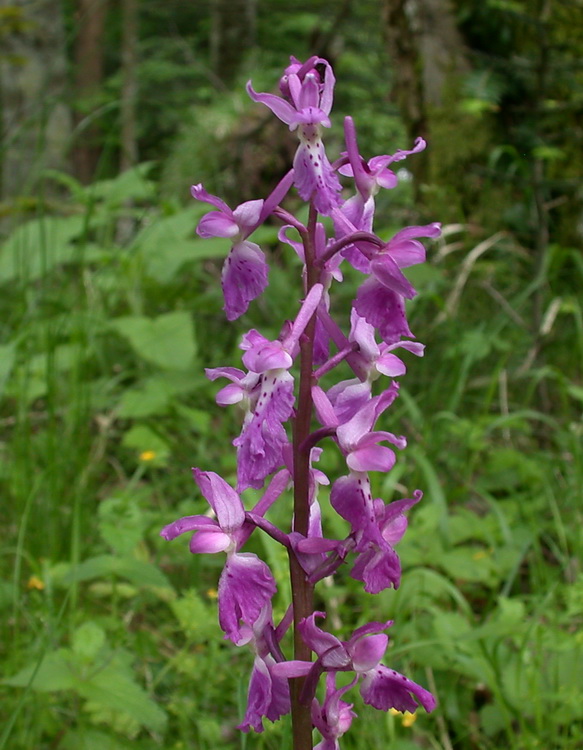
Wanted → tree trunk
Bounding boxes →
[120,0,138,173]
[0,0,71,202]
[210,0,257,84]
[381,0,470,187]
[116,0,139,244]
[72,0,109,184]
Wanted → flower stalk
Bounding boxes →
[289,204,319,747]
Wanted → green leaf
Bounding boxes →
[3,649,78,691]
[72,622,106,661]
[109,311,196,370]
[77,657,167,733]
[98,495,147,555]
[133,206,222,282]
[439,547,497,585]
[146,237,228,282]
[116,371,201,418]
[63,554,173,590]
[83,163,156,205]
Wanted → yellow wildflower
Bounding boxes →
[389,708,417,727]
[206,588,218,600]
[139,450,157,462]
[27,575,44,591]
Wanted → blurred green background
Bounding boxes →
[1,1,582,748]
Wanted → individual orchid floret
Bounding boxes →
[237,604,291,733]
[333,387,405,474]
[338,116,426,233]
[315,312,425,425]
[160,469,277,643]
[247,57,341,215]
[331,476,422,592]
[233,284,324,491]
[348,310,425,381]
[353,222,441,343]
[273,613,436,715]
[192,172,293,320]
[312,673,357,750]
[204,366,261,408]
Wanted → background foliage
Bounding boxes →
[1,1,582,748]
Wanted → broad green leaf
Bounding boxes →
[145,237,227,282]
[83,162,156,205]
[98,496,147,555]
[116,371,200,418]
[3,649,78,691]
[63,554,173,590]
[0,579,14,610]
[72,622,106,661]
[77,659,167,733]
[439,547,498,585]
[116,557,173,590]
[109,311,196,370]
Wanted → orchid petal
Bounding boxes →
[347,444,396,473]
[222,240,269,321]
[371,256,417,299]
[246,82,297,125]
[233,199,264,232]
[218,553,277,643]
[197,211,239,240]
[355,278,414,344]
[271,660,313,678]
[388,239,427,268]
[160,515,218,540]
[192,469,245,532]
[191,183,232,214]
[350,634,388,672]
[376,353,406,377]
[189,529,232,553]
[361,665,436,713]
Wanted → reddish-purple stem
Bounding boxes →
[289,203,319,750]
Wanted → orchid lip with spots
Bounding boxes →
[161,55,440,749]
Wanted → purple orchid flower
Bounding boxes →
[247,56,341,215]
[331,476,422,592]
[312,673,357,750]
[192,172,293,320]
[236,604,291,733]
[234,284,324,491]
[327,386,406,473]
[347,310,425,380]
[273,613,436,715]
[204,365,261,408]
[160,469,276,643]
[352,222,441,343]
[339,116,426,233]
[316,311,425,423]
